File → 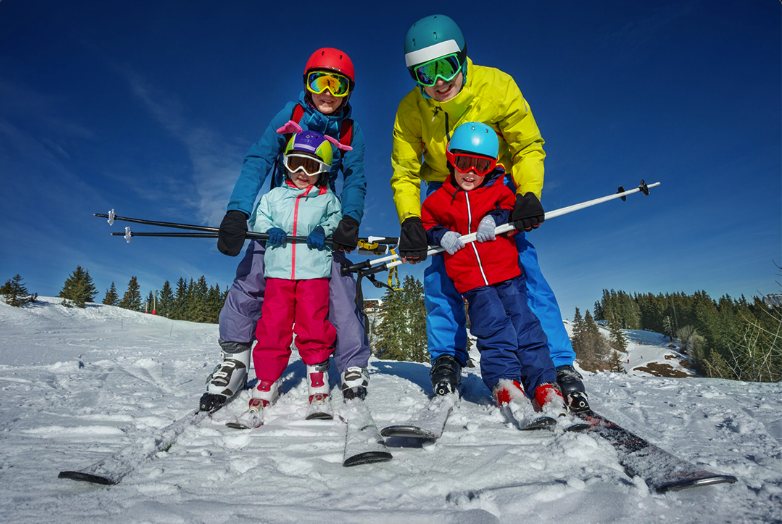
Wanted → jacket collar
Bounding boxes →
[443,164,507,200]
[296,91,352,137]
[284,179,328,196]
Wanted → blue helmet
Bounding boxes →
[404,15,467,82]
[448,122,499,159]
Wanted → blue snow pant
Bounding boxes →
[423,182,576,368]
[463,275,556,395]
[218,240,369,373]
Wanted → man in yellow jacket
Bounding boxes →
[392,14,588,412]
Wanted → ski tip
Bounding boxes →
[58,471,116,485]
[225,422,255,430]
[519,416,557,431]
[656,474,738,493]
[564,422,591,433]
[342,451,393,468]
[305,412,334,421]
[380,425,439,439]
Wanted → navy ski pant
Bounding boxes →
[218,240,369,373]
[462,275,556,395]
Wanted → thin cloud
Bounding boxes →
[118,66,245,226]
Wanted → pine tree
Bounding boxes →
[608,310,628,353]
[173,278,188,320]
[145,290,154,313]
[118,276,143,311]
[608,350,626,373]
[103,282,119,306]
[191,276,209,322]
[157,281,174,318]
[59,266,97,308]
[374,286,407,360]
[206,284,223,324]
[1,274,37,307]
[401,275,428,363]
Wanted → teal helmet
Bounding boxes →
[404,15,467,83]
[448,122,499,159]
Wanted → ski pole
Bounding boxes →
[343,180,660,275]
[95,211,218,232]
[113,228,392,256]
[98,210,399,248]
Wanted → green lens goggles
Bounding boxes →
[412,53,462,87]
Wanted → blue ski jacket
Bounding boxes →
[227,91,367,224]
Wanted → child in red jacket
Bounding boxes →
[421,122,566,420]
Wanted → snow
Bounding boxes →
[1,298,781,523]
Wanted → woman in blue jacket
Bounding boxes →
[200,48,369,412]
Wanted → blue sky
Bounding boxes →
[1,0,779,318]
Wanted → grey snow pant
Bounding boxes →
[218,240,369,373]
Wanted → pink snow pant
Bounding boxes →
[253,277,336,383]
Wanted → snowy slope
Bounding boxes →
[1,299,781,524]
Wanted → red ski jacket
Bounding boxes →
[422,169,521,293]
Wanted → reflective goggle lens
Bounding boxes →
[306,71,350,97]
[414,54,462,87]
[448,152,496,176]
[284,154,326,175]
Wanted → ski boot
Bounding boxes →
[199,340,251,413]
[306,359,333,419]
[556,365,590,413]
[228,379,279,430]
[250,378,280,411]
[430,354,462,396]
[493,379,535,422]
[341,367,369,401]
[532,382,568,418]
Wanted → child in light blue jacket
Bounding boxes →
[247,124,346,415]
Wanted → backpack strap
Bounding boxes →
[339,118,353,148]
[291,103,305,125]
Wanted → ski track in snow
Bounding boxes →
[0,298,780,523]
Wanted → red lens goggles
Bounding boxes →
[446,150,497,176]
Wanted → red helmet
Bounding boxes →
[304,48,355,84]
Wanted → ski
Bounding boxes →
[341,399,393,467]
[518,414,557,431]
[305,397,334,420]
[380,393,457,439]
[577,410,738,492]
[58,409,209,485]
[226,403,265,430]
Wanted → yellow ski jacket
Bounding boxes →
[391,58,546,224]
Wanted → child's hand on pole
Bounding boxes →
[266,227,287,246]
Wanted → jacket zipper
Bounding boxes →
[291,185,315,280]
[465,192,489,286]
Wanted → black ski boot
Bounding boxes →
[556,365,590,413]
[430,355,462,396]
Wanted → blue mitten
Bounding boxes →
[307,226,326,250]
[266,227,287,246]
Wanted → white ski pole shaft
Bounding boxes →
[384,182,660,270]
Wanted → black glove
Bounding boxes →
[332,216,360,252]
[217,210,249,256]
[511,193,545,232]
[399,217,428,262]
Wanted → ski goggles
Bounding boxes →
[283,153,330,176]
[446,150,497,176]
[411,53,463,87]
[306,71,351,97]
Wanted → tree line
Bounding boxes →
[593,288,781,382]
[1,268,228,324]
